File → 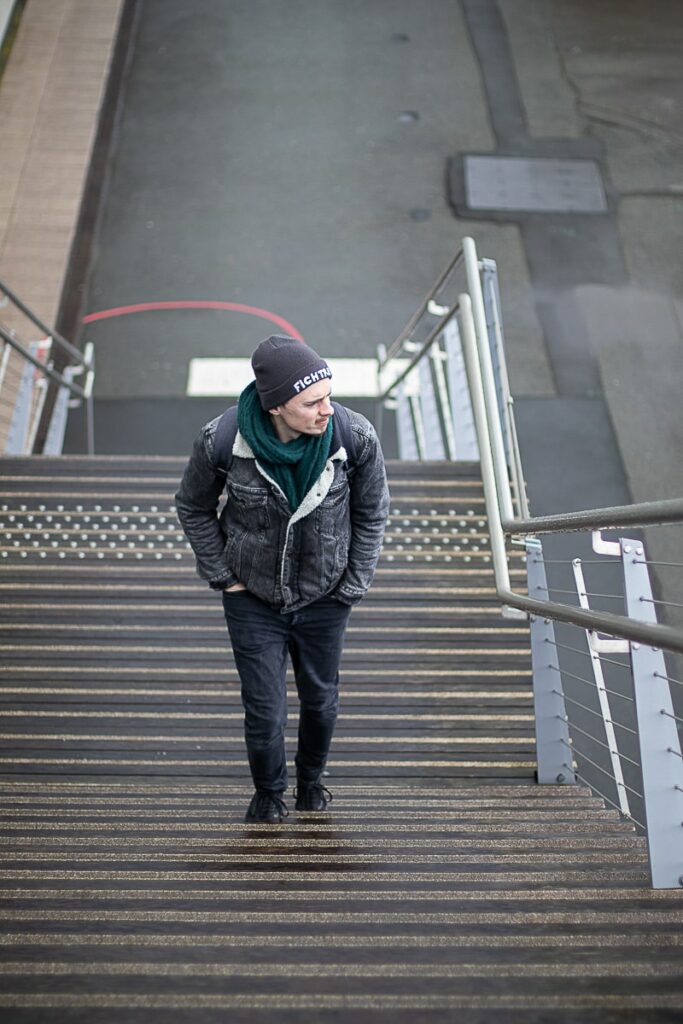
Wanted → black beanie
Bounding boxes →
[251,335,332,410]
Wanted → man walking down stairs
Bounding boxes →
[0,455,682,1020]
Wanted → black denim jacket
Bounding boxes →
[175,407,390,612]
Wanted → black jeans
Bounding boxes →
[222,590,352,794]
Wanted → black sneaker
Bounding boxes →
[294,781,332,811]
[244,790,288,823]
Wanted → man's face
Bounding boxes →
[270,381,334,440]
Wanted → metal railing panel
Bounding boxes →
[0,323,87,400]
[443,317,479,461]
[395,381,419,461]
[0,285,94,454]
[0,278,87,367]
[526,539,576,785]
[4,352,35,454]
[377,236,683,886]
[622,542,683,888]
[380,249,464,366]
[430,344,457,460]
[572,558,631,817]
[417,355,446,460]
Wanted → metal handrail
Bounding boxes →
[377,302,461,401]
[380,243,682,887]
[377,238,683,651]
[0,277,91,369]
[504,499,683,535]
[463,238,515,524]
[457,291,683,656]
[379,249,464,366]
[481,259,530,519]
[0,281,95,453]
[377,240,528,516]
[0,323,88,400]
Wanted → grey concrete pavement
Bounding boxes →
[78,0,547,407]
[500,0,683,506]
[501,0,683,625]
[69,0,682,534]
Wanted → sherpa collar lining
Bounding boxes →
[231,430,347,524]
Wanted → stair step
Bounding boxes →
[1,456,680,1019]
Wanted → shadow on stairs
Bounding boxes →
[0,456,680,1022]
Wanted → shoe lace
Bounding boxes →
[294,782,332,805]
[256,790,289,817]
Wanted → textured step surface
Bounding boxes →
[0,780,681,1022]
[0,457,681,1022]
[0,458,532,781]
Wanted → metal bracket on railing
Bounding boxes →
[501,605,528,620]
[592,531,621,557]
[427,300,450,317]
[589,633,630,655]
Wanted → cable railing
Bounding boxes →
[0,278,94,455]
[378,236,683,888]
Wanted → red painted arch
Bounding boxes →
[82,300,304,340]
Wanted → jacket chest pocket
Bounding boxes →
[320,479,348,509]
[226,483,270,530]
[317,481,350,536]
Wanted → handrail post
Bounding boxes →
[458,294,512,596]
[462,237,515,524]
[480,258,530,519]
[622,539,683,888]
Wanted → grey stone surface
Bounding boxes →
[577,283,683,629]
[78,0,552,407]
[551,1,683,195]
[619,197,683,295]
[515,396,632,516]
[498,0,683,488]
[76,0,681,537]
[458,219,553,398]
[85,0,496,399]
[498,0,583,140]
[579,285,683,502]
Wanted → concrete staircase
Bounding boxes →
[0,456,681,1021]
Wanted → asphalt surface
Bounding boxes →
[64,0,683,623]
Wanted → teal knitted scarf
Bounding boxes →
[237,381,333,512]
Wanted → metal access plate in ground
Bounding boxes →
[464,156,608,213]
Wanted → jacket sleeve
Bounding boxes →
[334,421,390,604]
[175,424,237,589]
